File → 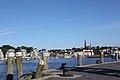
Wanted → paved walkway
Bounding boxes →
[41,62,120,80]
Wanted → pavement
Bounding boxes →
[38,61,120,80]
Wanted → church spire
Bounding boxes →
[84,39,87,48]
[90,42,91,48]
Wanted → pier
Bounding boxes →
[41,62,120,80]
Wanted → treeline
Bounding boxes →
[0,45,34,58]
[1,45,120,58]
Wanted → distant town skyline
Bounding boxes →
[0,0,120,49]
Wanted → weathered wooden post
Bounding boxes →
[6,51,14,80]
[43,50,49,70]
[26,74,33,80]
[77,51,82,66]
[16,52,23,80]
[100,51,104,63]
[115,50,119,61]
[36,59,45,78]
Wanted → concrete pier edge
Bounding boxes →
[36,61,120,80]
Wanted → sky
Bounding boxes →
[0,0,120,49]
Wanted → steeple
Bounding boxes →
[90,42,91,48]
[84,39,87,48]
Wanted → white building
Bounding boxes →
[21,49,27,58]
[0,49,4,60]
[33,48,39,57]
[43,50,50,57]
[82,49,94,57]
[30,48,39,59]
[6,49,15,59]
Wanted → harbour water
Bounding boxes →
[0,57,116,80]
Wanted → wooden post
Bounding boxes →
[43,51,49,70]
[100,51,104,63]
[16,52,23,80]
[26,75,32,80]
[77,52,82,66]
[36,59,45,78]
[115,50,119,61]
[6,52,14,80]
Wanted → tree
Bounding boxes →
[0,45,15,58]
[93,46,100,55]
[15,46,33,53]
[72,47,82,52]
[26,47,33,53]
[15,47,21,52]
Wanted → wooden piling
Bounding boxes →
[26,75,32,80]
[43,51,49,70]
[77,52,82,66]
[100,51,104,63]
[6,52,14,80]
[115,50,119,61]
[16,52,23,80]
[36,60,45,78]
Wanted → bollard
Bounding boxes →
[62,63,70,76]
[16,52,23,80]
[61,63,66,69]
[100,51,104,63]
[115,50,119,61]
[35,59,45,78]
[6,52,14,80]
[43,52,49,70]
[77,52,82,66]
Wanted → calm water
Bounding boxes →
[0,58,116,80]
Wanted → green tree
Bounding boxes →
[93,46,100,55]
[0,45,15,58]
[15,47,21,52]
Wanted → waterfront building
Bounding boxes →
[33,48,39,57]
[84,40,91,49]
[82,40,94,57]
[0,49,4,60]
[6,49,15,59]
[56,53,63,58]
[72,52,78,58]
[30,48,39,59]
[64,53,70,58]
[42,49,50,57]
[21,49,27,58]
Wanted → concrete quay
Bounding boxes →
[39,62,120,80]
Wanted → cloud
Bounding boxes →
[62,18,76,22]
[51,17,78,24]
[0,24,44,36]
[17,24,43,30]
[0,31,15,35]
[0,27,18,36]
[0,26,21,36]
[0,28,13,33]
[98,22,120,30]
[87,22,120,31]
[29,24,44,28]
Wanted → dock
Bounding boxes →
[39,62,120,80]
